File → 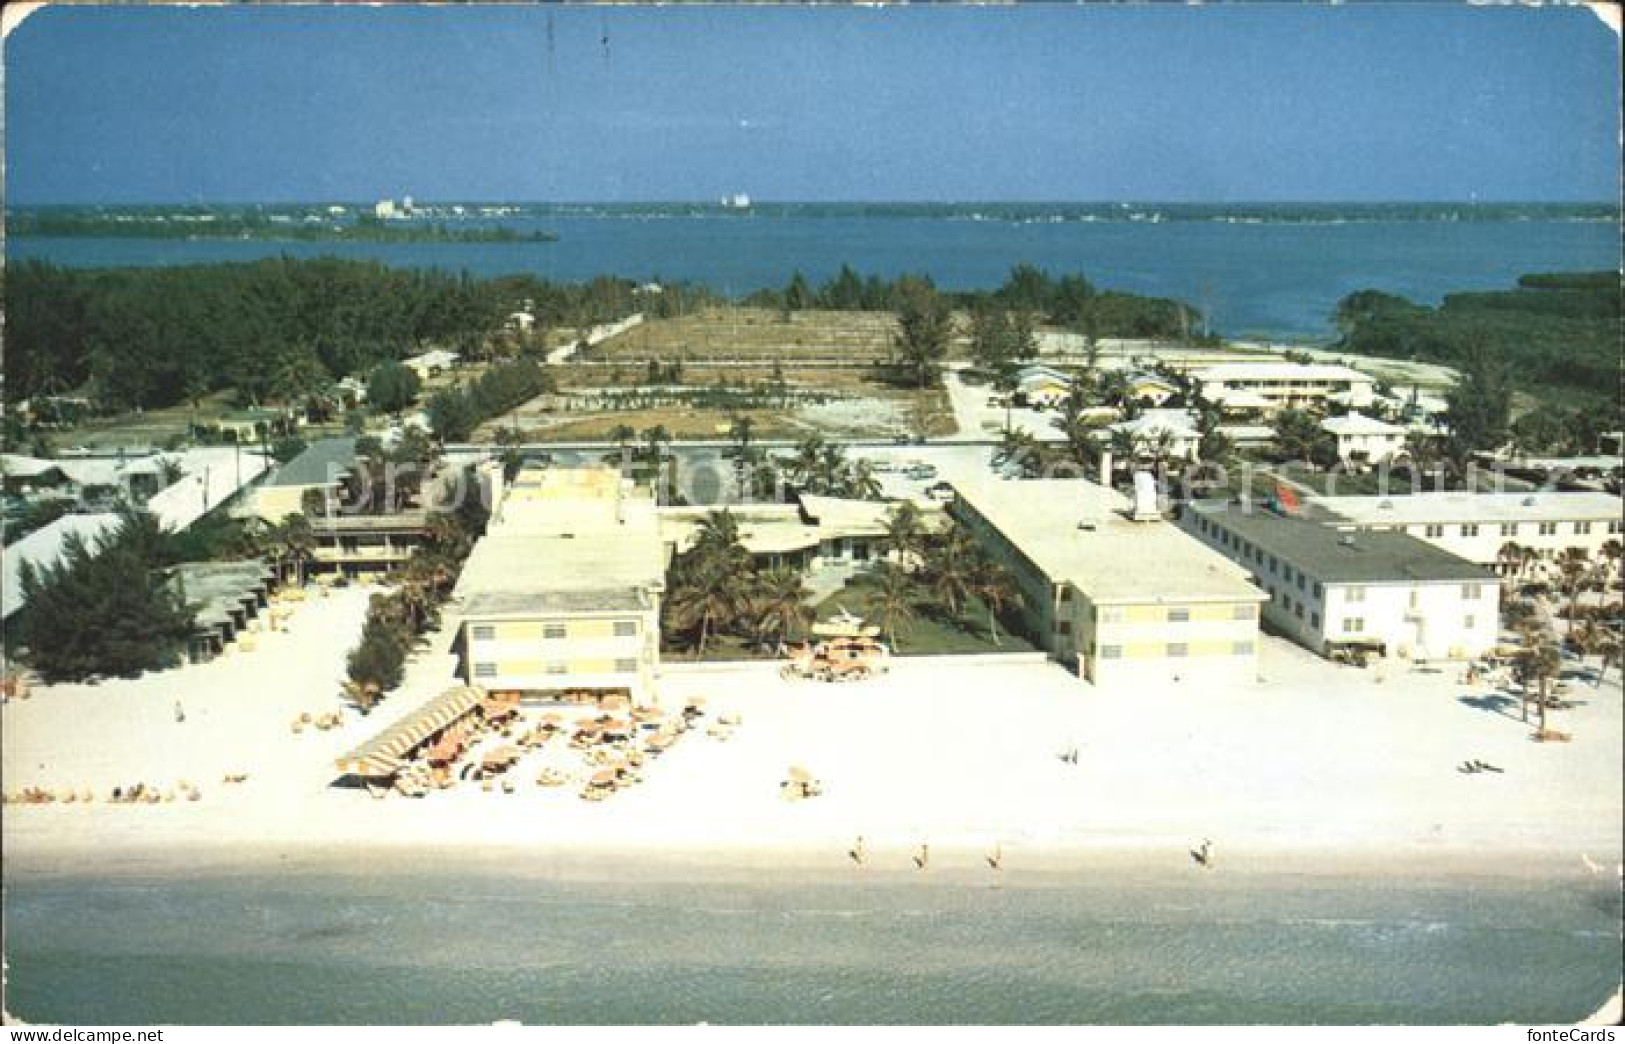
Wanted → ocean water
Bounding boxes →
[8,204,1621,339]
[4,863,1619,1025]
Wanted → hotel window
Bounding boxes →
[1313,582,1324,598]
[1409,589,1420,610]
[1167,643,1188,658]
[1343,617,1365,633]
[1232,641,1255,655]
[1100,608,1123,624]
[1538,522,1557,536]
[1425,524,1444,538]
[1294,604,1304,619]
[1464,615,1476,631]
[1461,583,1482,599]
[471,625,495,641]
[1346,586,1366,603]
[1055,620,1072,635]
[1610,521,1622,534]
[1461,524,1479,537]
[1574,521,1592,535]
[543,623,568,640]
[614,658,638,673]
[1501,523,1519,537]
[1099,645,1122,660]
[1167,607,1190,623]
[1310,612,1320,628]
[613,620,637,638]
[474,662,497,678]
[1232,604,1253,620]
[545,662,568,675]
[1296,574,1306,591]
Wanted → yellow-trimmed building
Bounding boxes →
[452,466,667,706]
[951,478,1266,686]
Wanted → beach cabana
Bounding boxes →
[334,686,485,779]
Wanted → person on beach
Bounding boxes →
[174,700,185,724]
[849,835,866,867]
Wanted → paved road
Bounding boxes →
[942,366,1067,444]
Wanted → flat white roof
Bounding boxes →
[1310,491,1625,527]
[954,478,1264,606]
[1321,412,1405,436]
[454,528,666,619]
[1109,409,1199,438]
[1194,362,1375,384]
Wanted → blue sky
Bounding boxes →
[4,3,1619,204]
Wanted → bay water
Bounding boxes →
[8,204,1620,340]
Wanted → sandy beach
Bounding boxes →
[4,582,1620,880]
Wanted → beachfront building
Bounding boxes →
[171,560,277,663]
[1321,412,1406,465]
[309,511,430,577]
[1304,491,1625,571]
[1192,362,1376,414]
[1181,500,1499,661]
[250,437,356,522]
[951,478,1265,685]
[452,466,667,706]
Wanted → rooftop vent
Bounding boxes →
[1521,496,1536,507]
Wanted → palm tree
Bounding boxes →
[666,560,746,657]
[1554,547,1593,624]
[1053,378,1095,467]
[869,560,917,652]
[882,501,926,569]
[1514,625,1563,730]
[925,527,977,618]
[1496,541,1526,581]
[271,514,316,587]
[786,436,826,490]
[969,548,1018,646]
[1599,539,1623,588]
[752,566,813,648]
[847,458,883,501]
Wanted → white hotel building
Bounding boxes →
[1305,491,1624,569]
[1192,362,1377,414]
[1182,500,1500,662]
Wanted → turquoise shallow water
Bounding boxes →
[4,863,1619,1025]
[8,205,1620,339]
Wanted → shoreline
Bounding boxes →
[5,833,1616,886]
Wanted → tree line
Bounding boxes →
[1,260,710,414]
[1331,272,1621,404]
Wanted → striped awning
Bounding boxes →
[334,686,484,778]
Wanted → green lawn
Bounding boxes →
[813,575,1037,656]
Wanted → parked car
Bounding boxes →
[924,481,956,501]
